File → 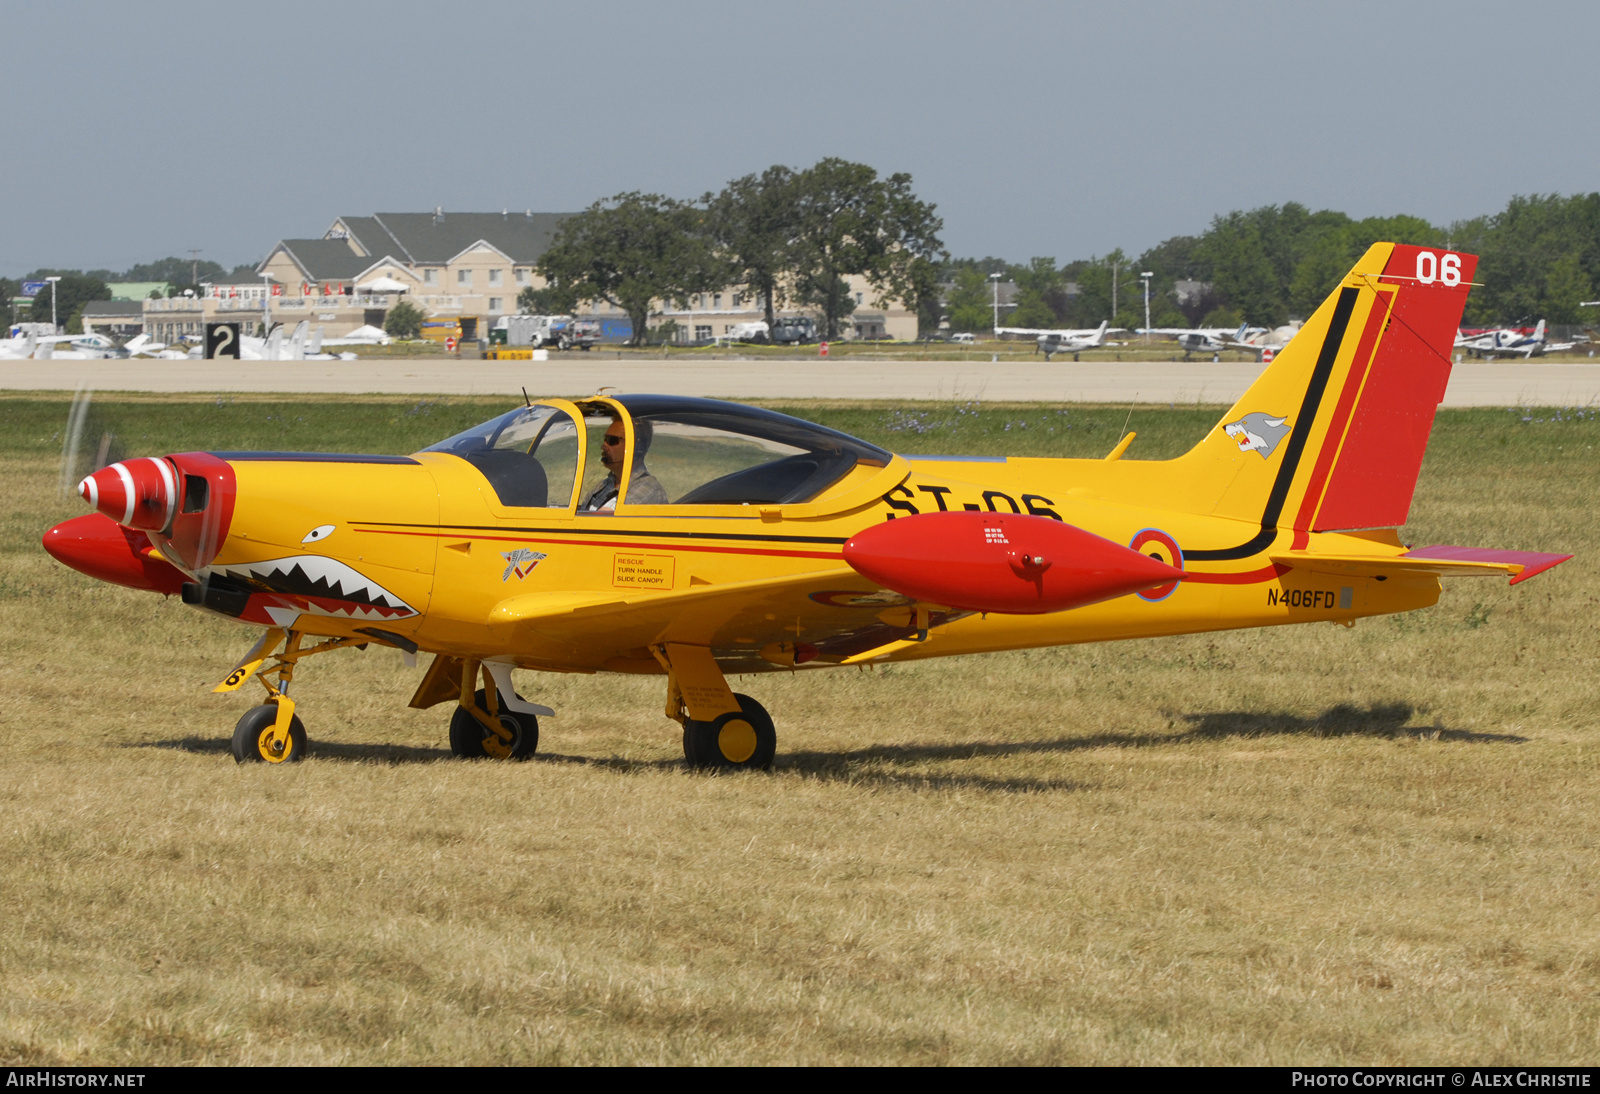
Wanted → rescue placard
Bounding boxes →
[613,553,675,589]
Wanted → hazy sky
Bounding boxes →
[5,0,1596,276]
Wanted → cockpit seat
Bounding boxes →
[463,449,548,508]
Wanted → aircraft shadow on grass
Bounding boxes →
[1170,702,1528,744]
[136,701,1524,786]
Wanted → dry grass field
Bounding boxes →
[0,393,1597,1065]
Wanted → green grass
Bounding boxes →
[1,394,1598,1064]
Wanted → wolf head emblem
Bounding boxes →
[501,548,547,582]
[1223,412,1291,459]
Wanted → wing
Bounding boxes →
[996,327,1118,338]
[482,567,966,673]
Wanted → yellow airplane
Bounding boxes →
[44,244,1571,768]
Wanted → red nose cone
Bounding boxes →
[843,511,1185,614]
[42,513,189,595]
[78,457,177,531]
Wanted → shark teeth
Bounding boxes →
[202,554,417,618]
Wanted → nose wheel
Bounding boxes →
[232,702,308,763]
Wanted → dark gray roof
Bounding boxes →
[362,212,573,264]
[270,239,374,281]
[83,300,144,317]
[336,216,390,259]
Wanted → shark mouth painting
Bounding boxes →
[198,554,418,627]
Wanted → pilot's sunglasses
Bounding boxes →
[603,434,625,446]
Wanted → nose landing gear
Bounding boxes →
[214,627,404,765]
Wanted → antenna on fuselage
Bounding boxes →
[521,386,531,407]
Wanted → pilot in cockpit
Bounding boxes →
[582,413,669,510]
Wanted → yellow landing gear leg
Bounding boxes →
[651,643,776,771]
[214,628,375,765]
[408,655,539,760]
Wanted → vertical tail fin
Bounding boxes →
[1175,243,1476,541]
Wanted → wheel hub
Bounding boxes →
[717,718,758,764]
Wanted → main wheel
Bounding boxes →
[232,703,308,764]
[683,693,775,771]
[450,688,538,760]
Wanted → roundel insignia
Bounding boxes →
[1129,528,1183,602]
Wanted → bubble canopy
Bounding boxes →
[422,395,892,508]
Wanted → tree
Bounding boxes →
[1059,251,1125,328]
[516,285,563,314]
[1008,257,1070,329]
[705,166,798,329]
[123,257,228,285]
[944,268,993,332]
[1462,193,1600,324]
[383,299,424,340]
[536,192,723,347]
[1543,254,1594,324]
[29,275,109,330]
[1008,289,1057,330]
[905,255,945,336]
[1200,216,1284,326]
[786,159,944,339]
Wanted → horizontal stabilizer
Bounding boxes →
[1402,545,1572,585]
[1271,545,1572,584]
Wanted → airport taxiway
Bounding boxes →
[3,357,1599,407]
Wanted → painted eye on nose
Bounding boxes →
[302,524,336,544]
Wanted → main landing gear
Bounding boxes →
[408,655,549,760]
[449,688,539,759]
[653,643,777,770]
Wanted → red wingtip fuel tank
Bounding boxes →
[42,513,189,595]
[843,511,1186,615]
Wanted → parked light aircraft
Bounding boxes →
[0,332,169,360]
[1453,319,1575,358]
[994,320,1115,361]
[1138,322,1263,359]
[0,330,39,359]
[42,244,1571,769]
